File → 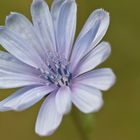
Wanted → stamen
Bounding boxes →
[39,52,72,87]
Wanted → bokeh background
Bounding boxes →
[0,0,140,140]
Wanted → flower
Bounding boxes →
[0,0,116,136]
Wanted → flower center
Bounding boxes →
[39,52,72,87]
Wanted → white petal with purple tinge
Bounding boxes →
[71,83,103,113]
[51,0,66,27]
[0,87,32,112]
[0,54,45,88]
[6,12,46,58]
[0,86,55,111]
[31,0,56,52]
[35,93,63,136]
[0,51,23,64]
[0,73,45,89]
[74,42,111,76]
[75,68,116,91]
[70,9,110,71]
[55,86,71,114]
[0,27,45,68]
[51,0,77,59]
[0,51,39,75]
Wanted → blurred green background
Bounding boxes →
[0,0,140,140]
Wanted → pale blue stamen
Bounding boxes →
[39,52,72,87]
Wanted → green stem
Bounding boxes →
[71,107,89,140]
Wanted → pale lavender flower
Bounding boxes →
[0,0,116,136]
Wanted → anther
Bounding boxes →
[39,53,71,87]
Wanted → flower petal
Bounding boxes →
[0,51,39,75]
[6,12,46,58]
[51,0,77,59]
[55,86,71,114]
[73,42,111,76]
[75,68,116,91]
[0,27,45,68]
[35,93,63,136]
[0,74,45,89]
[51,0,65,26]
[0,52,45,88]
[0,87,31,112]
[0,86,55,111]
[70,9,109,71]
[0,50,22,64]
[31,0,56,52]
[0,72,42,89]
[71,83,103,113]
